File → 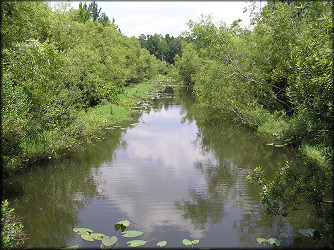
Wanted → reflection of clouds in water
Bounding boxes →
[95,105,211,239]
[127,108,202,172]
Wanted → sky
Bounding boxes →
[52,1,266,38]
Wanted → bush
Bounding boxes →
[1,200,27,248]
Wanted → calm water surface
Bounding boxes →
[4,88,320,248]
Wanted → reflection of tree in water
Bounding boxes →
[174,86,198,124]
[4,119,134,248]
[174,89,298,246]
[6,161,98,248]
[175,189,225,230]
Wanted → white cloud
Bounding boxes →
[52,1,265,38]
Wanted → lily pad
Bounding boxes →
[183,239,192,246]
[115,220,130,232]
[127,240,147,247]
[73,228,93,234]
[192,240,199,244]
[91,233,105,240]
[157,241,167,247]
[280,232,292,238]
[81,234,95,241]
[256,238,267,245]
[122,230,144,238]
[102,236,117,247]
[64,245,79,249]
[268,238,280,246]
[298,228,315,237]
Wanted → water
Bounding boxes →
[3,87,321,248]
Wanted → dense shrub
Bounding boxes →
[1,1,162,174]
[1,200,27,248]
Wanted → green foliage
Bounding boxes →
[1,1,162,175]
[174,42,200,86]
[1,200,27,248]
[114,220,130,232]
[127,240,147,247]
[298,228,315,238]
[73,228,93,234]
[71,1,111,26]
[122,230,144,238]
[157,240,167,247]
[1,1,52,48]
[182,238,199,248]
[176,2,333,239]
[71,220,166,248]
[138,33,183,64]
[102,236,117,246]
[256,237,280,246]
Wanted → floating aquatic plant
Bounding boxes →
[157,241,167,247]
[256,237,280,246]
[298,228,315,237]
[122,230,144,238]
[114,220,130,232]
[127,240,147,247]
[183,238,199,247]
[102,236,117,247]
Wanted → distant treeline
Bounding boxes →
[138,33,185,64]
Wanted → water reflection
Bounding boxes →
[3,118,129,248]
[93,100,209,241]
[5,161,99,247]
[3,88,315,248]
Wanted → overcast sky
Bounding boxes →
[52,1,266,38]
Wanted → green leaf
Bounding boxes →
[81,234,95,241]
[192,240,199,244]
[157,241,167,247]
[73,228,93,234]
[298,228,315,237]
[183,239,192,246]
[91,233,105,240]
[102,236,117,247]
[63,245,79,249]
[267,238,280,246]
[280,232,292,238]
[256,238,267,245]
[122,230,144,238]
[115,220,130,232]
[127,240,147,247]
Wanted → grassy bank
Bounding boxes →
[257,113,329,165]
[3,76,164,176]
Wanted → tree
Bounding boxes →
[73,1,111,27]
[77,2,90,23]
[1,1,162,175]
[137,33,183,64]
[88,1,101,21]
[175,3,333,237]
[98,12,110,26]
